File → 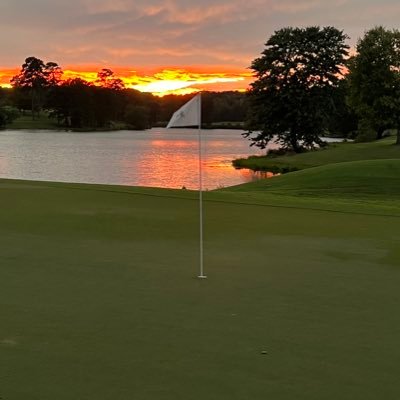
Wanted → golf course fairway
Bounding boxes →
[1,176,399,399]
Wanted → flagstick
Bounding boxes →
[166,94,207,279]
[197,93,206,279]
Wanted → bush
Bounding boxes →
[124,105,150,130]
[355,119,377,142]
[0,106,20,127]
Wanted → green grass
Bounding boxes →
[220,159,400,215]
[7,113,58,129]
[229,159,400,199]
[1,177,400,399]
[233,137,400,172]
[6,115,135,131]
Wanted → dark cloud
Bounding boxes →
[0,0,398,68]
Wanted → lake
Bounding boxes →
[0,128,276,190]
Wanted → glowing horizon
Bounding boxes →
[1,0,398,98]
[0,66,253,96]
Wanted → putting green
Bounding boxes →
[1,178,399,399]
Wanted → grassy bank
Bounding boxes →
[219,159,400,216]
[7,114,58,130]
[7,116,245,131]
[1,177,400,399]
[233,137,400,172]
[6,115,130,131]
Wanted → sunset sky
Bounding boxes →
[0,0,398,94]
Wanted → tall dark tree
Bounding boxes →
[11,56,62,119]
[45,62,63,86]
[96,69,125,90]
[327,77,358,138]
[347,27,400,142]
[49,78,95,128]
[246,26,349,152]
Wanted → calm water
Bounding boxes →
[0,128,276,190]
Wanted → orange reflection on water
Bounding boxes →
[119,137,277,190]
[236,168,279,181]
[123,149,201,189]
[151,140,194,149]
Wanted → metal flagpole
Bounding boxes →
[198,93,206,279]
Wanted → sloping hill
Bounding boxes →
[214,159,400,216]
[233,138,400,172]
[226,159,400,200]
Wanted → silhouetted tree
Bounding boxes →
[326,78,358,138]
[49,78,94,128]
[11,56,62,119]
[246,26,349,152]
[347,27,400,142]
[96,68,125,90]
[8,57,251,130]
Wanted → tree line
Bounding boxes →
[246,26,400,152]
[1,25,400,151]
[0,58,248,130]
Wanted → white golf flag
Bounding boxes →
[165,93,206,278]
[166,94,200,128]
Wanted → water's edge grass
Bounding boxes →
[233,137,400,172]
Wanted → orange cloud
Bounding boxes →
[0,69,17,88]
[127,68,252,95]
[0,66,253,96]
[165,4,239,25]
